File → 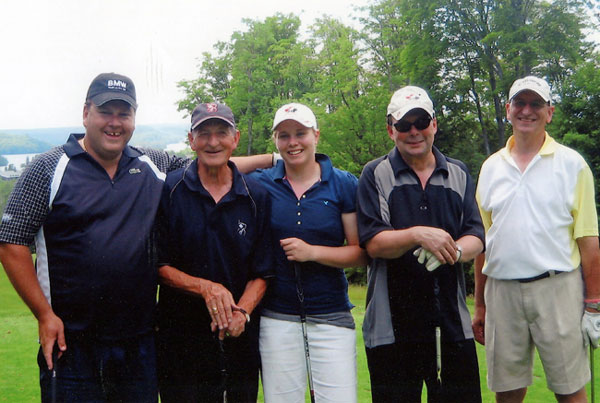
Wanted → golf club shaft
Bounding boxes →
[295,263,316,403]
[302,318,316,403]
[591,344,595,403]
[217,338,228,403]
[436,326,441,384]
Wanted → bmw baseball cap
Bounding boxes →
[86,73,137,109]
[190,103,236,130]
[387,86,435,120]
[509,76,551,103]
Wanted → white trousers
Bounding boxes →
[259,316,357,403]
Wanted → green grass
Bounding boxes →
[0,271,595,402]
[0,268,39,402]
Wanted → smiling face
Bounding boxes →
[188,119,239,169]
[506,90,554,138]
[387,108,437,163]
[274,119,320,169]
[82,100,135,163]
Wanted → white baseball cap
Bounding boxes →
[387,86,435,120]
[272,103,318,130]
[508,76,551,103]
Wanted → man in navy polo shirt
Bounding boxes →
[155,103,274,402]
[356,85,485,402]
[0,73,271,402]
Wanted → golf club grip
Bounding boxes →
[51,345,58,403]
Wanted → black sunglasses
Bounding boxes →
[393,116,432,132]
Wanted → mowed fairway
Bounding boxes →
[0,268,595,402]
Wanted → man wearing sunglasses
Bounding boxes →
[357,86,484,402]
[474,76,600,402]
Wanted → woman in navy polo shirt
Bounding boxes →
[250,103,367,402]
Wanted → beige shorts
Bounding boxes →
[484,269,589,394]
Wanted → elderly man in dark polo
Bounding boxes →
[155,102,275,402]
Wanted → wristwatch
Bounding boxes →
[235,307,251,323]
[456,245,463,262]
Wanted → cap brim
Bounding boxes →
[191,117,235,131]
[272,117,315,131]
[509,89,549,103]
[390,106,433,121]
[91,93,138,109]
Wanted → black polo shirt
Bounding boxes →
[357,146,484,346]
[156,160,275,337]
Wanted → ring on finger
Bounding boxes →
[212,307,218,312]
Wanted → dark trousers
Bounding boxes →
[39,332,157,403]
[366,338,481,403]
[157,330,259,403]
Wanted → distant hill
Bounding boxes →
[0,132,54,154]
[1,123,189,153]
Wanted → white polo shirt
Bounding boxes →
[476,133,598,279]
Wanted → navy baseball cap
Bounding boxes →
[86,73,137,109]
[191,103,236,130]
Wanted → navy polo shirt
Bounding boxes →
[249,154,357,315]
[0,133,170,340]
[156,160,275,337]
[357,146,484,346]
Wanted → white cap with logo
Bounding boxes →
[272,103,318,130]
[387,86,435,121]
[508,76,551,103]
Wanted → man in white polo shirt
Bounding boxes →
[473,76,600,402]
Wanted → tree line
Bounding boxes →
[176,0,600,187]
[175,0,599,288]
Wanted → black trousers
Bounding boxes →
[157,326,259,403]
[366,338,482,403]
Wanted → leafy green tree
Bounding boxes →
[177,14,316,156]
[227,14,315,155]
[552,54,600,207]
[306,17,390,177]
[177,43,233,115]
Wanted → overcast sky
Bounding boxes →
[0,0,370,130]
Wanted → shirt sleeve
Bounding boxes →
[572,163,599,238]
[459,165,485,243]
[356,160,393,248]
[0,154,53,245]
[155,179,174,267]
[247,179,276,280]
[140,148,191,173]
[337,170,359,214]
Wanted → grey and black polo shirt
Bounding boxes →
[0,133,187,340]
[357,146,484,348]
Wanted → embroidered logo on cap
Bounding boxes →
[206,103,218,113]
[107,79,127,92]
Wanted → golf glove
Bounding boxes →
[582,310,600,348]
[413,247,442,271]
